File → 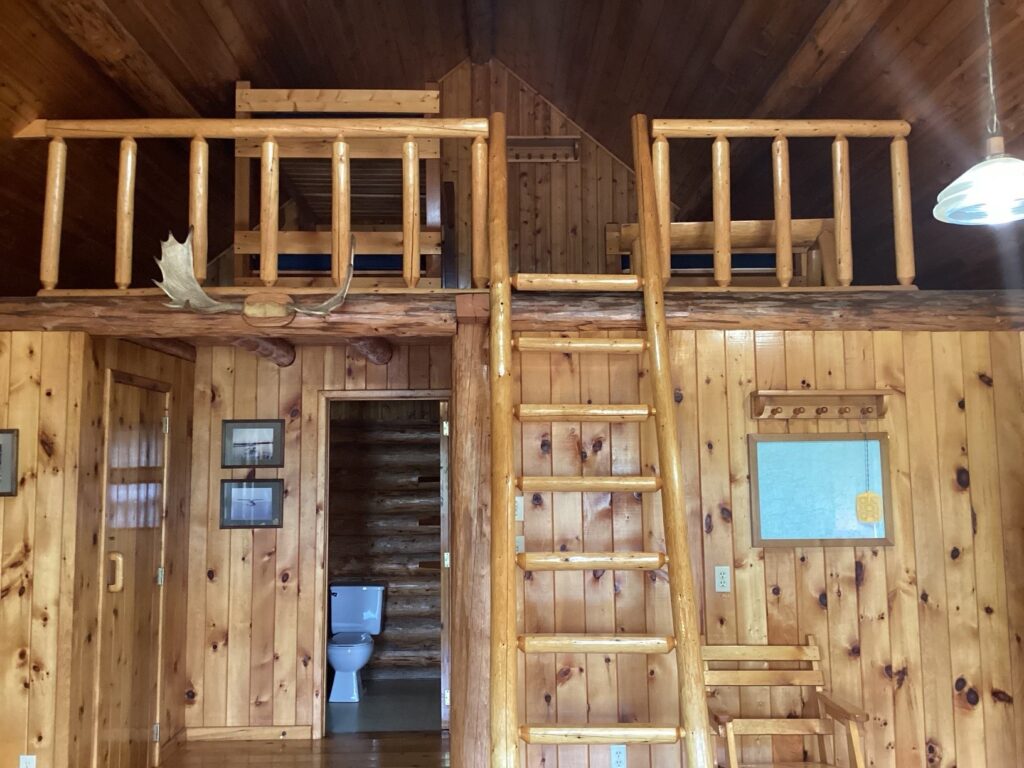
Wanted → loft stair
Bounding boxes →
[487,113,714,767]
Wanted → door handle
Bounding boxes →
[107,552,125,593]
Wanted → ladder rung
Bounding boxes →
[517,551,667,571]
[518,634,675,654]
[514,337,647,355]
[512,273,643,291]
[520,724,681,745]
[515,403,652,422]
[518,475,660,493]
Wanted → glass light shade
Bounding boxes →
[934,147,1024,225]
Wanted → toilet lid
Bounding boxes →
[330,631,372,646]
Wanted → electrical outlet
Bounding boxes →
[714,565,731,593]
[514,496,525,522]
[20,756,37,768]
[610,744,627,768]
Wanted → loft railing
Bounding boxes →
[614,117,915,289]
[17,117,492,292]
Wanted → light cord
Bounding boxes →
[984,0,1001,137]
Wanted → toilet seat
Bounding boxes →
[329,631,372,647]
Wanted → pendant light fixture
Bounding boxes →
[933,0,1024,225]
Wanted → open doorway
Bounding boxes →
[324,397,450,735]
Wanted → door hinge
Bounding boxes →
[152,723,160,743]
[443,689,451,707]
[443,552,451,568]
[441,420,450,436]
[156,566,165,586]
[161,415,170,434]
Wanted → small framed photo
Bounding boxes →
[749,433,893,547]
[221,419,285,468]
[0,429,18,496]
[220,479,284,529]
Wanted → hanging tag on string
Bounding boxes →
[856,491,882,523]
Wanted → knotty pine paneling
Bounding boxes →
[0,333,194,767]
[183,342,451,732]
[441,59,635,283]
[507,330,1024,768]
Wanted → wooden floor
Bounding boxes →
[160,733,450,767]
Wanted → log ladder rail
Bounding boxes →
[488,113,714,767]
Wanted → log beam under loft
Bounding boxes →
[1,291,1023,338]
[231,336,297,367]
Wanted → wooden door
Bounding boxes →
[95,371,170,768]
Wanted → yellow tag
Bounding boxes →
[856,492,882,523]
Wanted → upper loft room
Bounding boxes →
[0,0,1022,298]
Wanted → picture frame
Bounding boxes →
[221,419,285,468]
[220,479,284,529]
[0,429,17,497]
[748,432,893,547]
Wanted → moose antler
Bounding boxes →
[293,234,357,316]
[154,230,242,313]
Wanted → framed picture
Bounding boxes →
[748,433,893,547]
[0,429,17,496]
[221,419,285,468]
[220,479,284,529]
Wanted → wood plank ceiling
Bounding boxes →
[0,0,1021,295]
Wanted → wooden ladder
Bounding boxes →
[488,112,714,767]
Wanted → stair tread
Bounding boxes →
[517,551,667,571]
[520,723,680,744]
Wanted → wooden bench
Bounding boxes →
[702,636,868,768]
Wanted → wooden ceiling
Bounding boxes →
[1,0,1022,295]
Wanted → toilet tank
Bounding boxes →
[329,585,385,635]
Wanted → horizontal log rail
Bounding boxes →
[633,116,915,290]
[17,116,492,294]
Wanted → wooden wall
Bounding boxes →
[183,342,451,736]
[329,400,443,679]
[441,59,636,282]
[0,333,193,767]
[502,329,1024,768]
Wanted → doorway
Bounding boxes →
[94,371,170,767]
[324,397,450,734]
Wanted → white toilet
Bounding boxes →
[327,585,385,703]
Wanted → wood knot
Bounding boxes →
[854,560,865,587]
[992,689,1013,704]
[771,585,781,597]
[978,372,993,387]
[818,592,828,608]
[954,676,966,692]
[920,591,929,603]
[704,513,713,534]
[955,467,970,490]
[950,546,961,560]
[673,388,683,404]
[539,436,551,454]
[965,688,979,706]
[719,505,732,523]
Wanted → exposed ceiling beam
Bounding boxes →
[232,336,296,367]
[349,337,394,366]
[34,0,198,116]
[465,0,495,64]
[676,0,897,218]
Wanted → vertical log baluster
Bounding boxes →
[114,137,137,290]
[772,135,793,287]
[403,138,421,287]
[890,136,915,286]
[331,138,351,287]
[712,135,732,287]
[471,135,489,288]
[189,136,209,283]
[39,137,67,290]
[652,133,671,283]
[260,137,279,287]
[832,135,853,286]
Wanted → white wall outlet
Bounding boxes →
[610,744,627,768]
[714,565,731,593]
[514,496,525,522]
[20,756,37,768]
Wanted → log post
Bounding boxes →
[39,137,67,290]
[332,138,351,287]
[772,136,793,287]
[471,136,489,288]
[115,137,137,289]
[189,136,209,283]
[832,135,853,287]
[890,136,915,286]
[403,138,421,288]
[653,133,671,283]
[712,135,731,287]
[260,137,279,287]
[487,111,517,768]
